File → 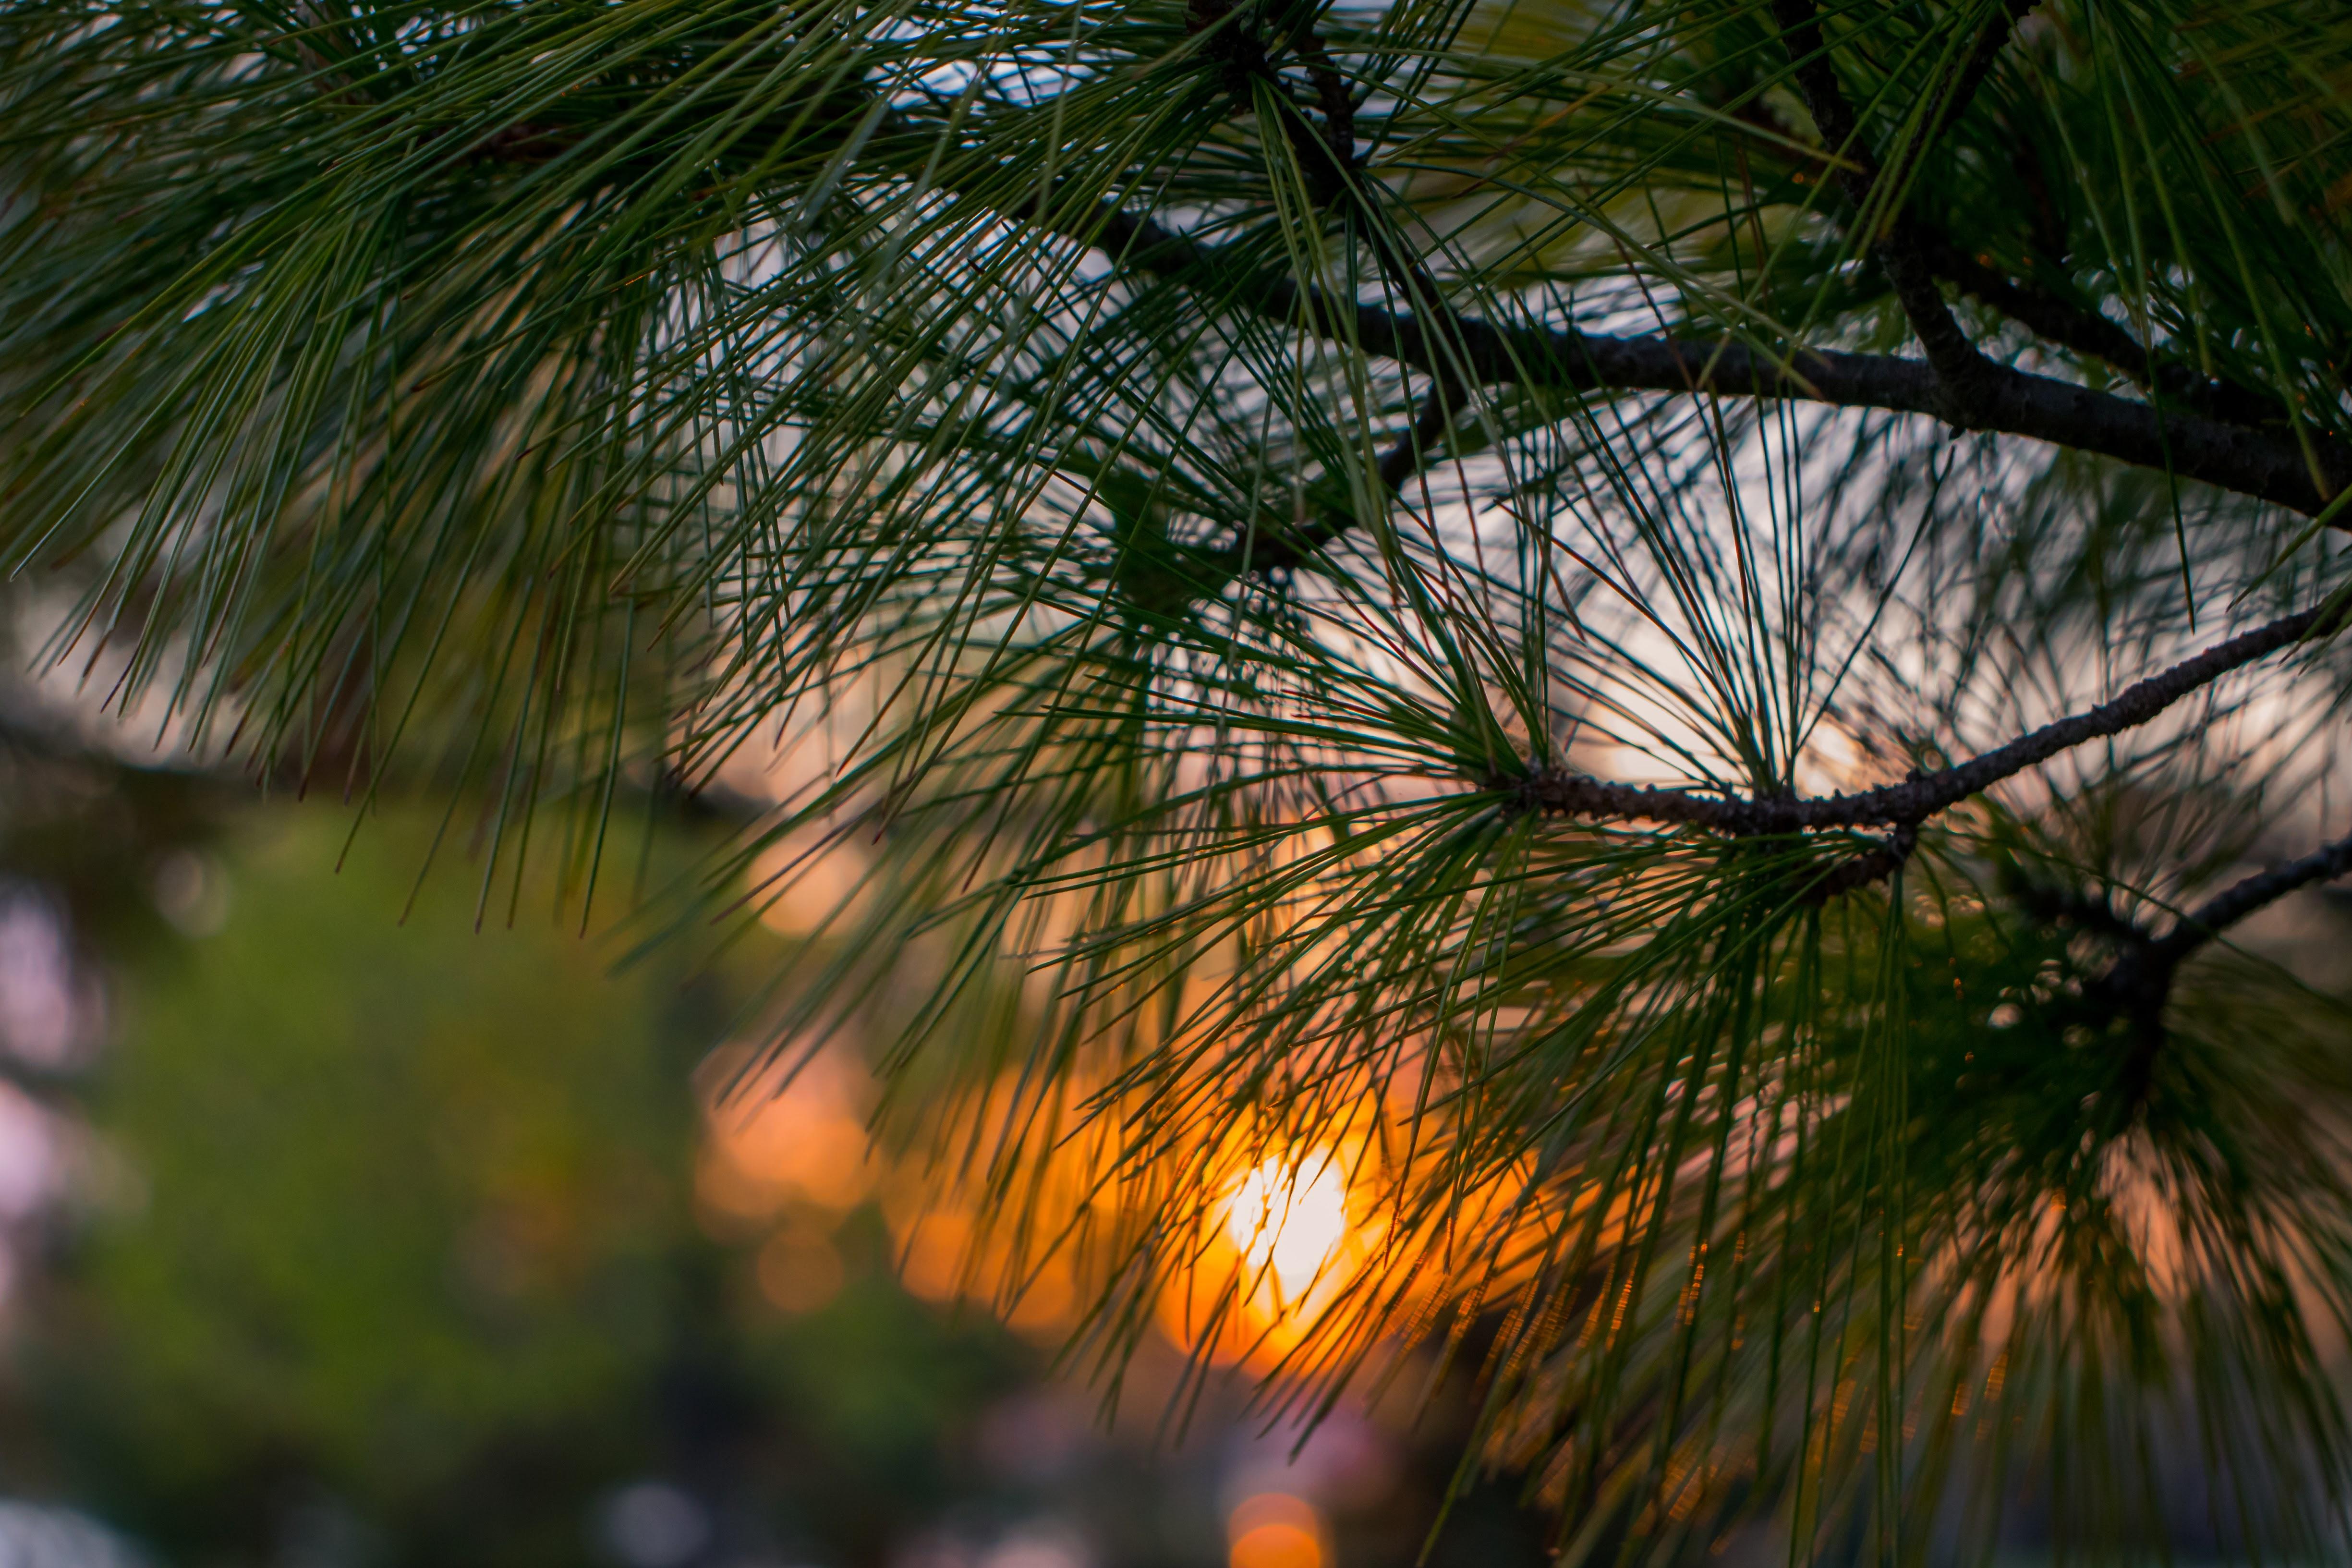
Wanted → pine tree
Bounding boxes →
[8,0,2352,1556]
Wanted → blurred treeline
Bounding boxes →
[0,791,1027,1566]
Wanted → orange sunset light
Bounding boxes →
[1226,1493,1325,1568]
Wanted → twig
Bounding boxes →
[1914,234,2287,428]
[1293,29,1358,178]
[1768,0,2003,422]
[2151,830,2352,968]
[1155,12,1460,573]
[1224,372,1461,575]
[1920,0,2041,156]
[1185,0,1355,205]
[1722,53,2286,435]
[2000,871,2150,946]
[1503,602,2331,832]
[1721,89,2288,430]
[1801,822,1919,903]
[2066,827,2352,1084]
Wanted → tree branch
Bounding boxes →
[2000,869,2151,947]
[1501,603,2331,833]
[2152,831,2352,968]
[1800,822,1919,902]
[1077,206,2342,516]
[1186,0,1357,206]
[1722,85,2293,434]
[1293,28,1358,180]
[1757,0,2316,466]
[2059,826,2352,1079]
[1913,235,2288,428]
[1768,0,2007,422]
[1129,14,1460,576]
[441,74,2342,519]
[435,59,2343,519]
[1922,0,2040,154]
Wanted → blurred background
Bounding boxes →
[0,689,1563,1568]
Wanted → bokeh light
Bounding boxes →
[696,1044,874,1229]
[1225,1493,1322,1568]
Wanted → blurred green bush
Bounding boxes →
[10,807,1031,1568]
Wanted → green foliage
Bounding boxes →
[26,809,695,1562]
[10,0,2352,1558]
[18,808,1026,1567]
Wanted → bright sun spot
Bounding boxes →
[1224,1151,1350,1300]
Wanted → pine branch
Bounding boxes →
[1185,0,1355,206]
[1768,0,2013,423]
[423,83,2340,521]
[1293,28,1358,174]
[24,4,2342,1542]
[1924,0,2042,154]
[1074,207,2343,517]
[1722,84,2289,431]
[1800,822,1919,902]
[2000,871,2151,946]
[1914,235,2288,428]
[1758,0,2327,480]
[1889,0,2294,433]
[2047,827,2352,1072]
[2153,830,2352,966]
[1104,12,1457,576]
[1500,602,2332,834]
